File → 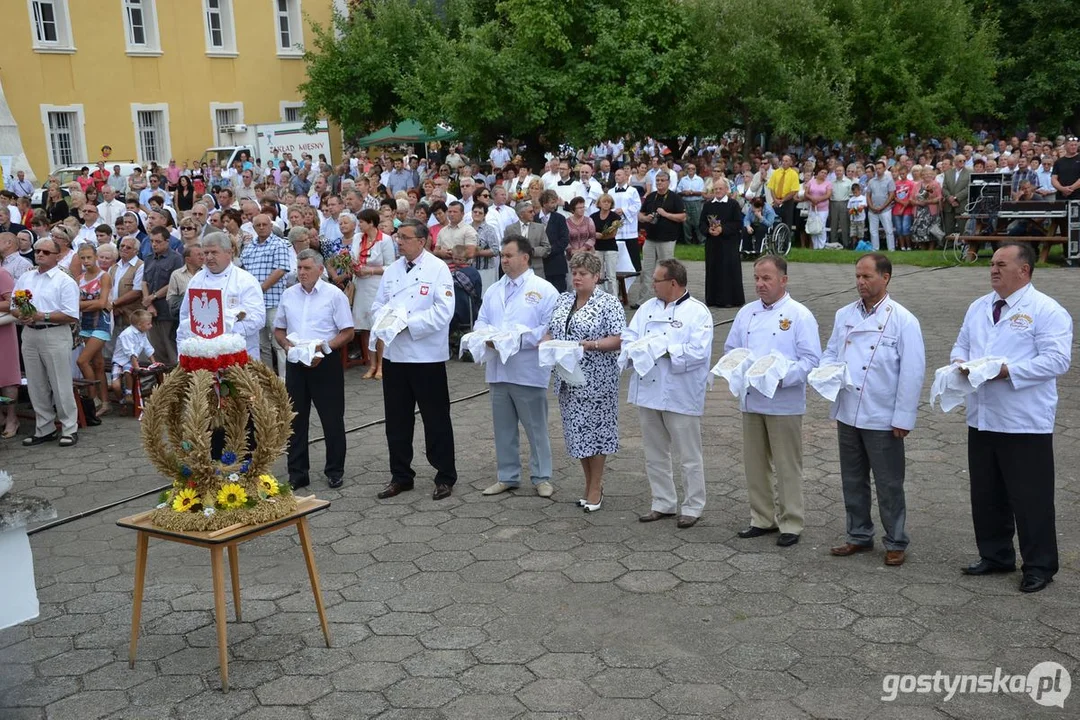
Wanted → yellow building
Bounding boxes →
[0,0,345,181]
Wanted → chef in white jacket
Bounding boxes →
[475,236,560,498]
[369,219,458,502]
[724,255,821,547]
[177,232,265,359]
[951,243,1072,593]
[623,258,713,529]
[822,252,925,567]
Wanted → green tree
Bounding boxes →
[298,0,442,138]
[827,0,1000,137]
[678,0,852,147]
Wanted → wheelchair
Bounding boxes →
[761,220,793,257]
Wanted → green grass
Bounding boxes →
[673,243,1067,268]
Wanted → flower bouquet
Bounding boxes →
[11,289,36,318]
[326,248,353,277]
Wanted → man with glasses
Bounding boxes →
[477,237,559,498]
[138,174,170,212]
[624,259,713,529]
[629,172,686,308]
[97,185,126,228]
[108,235,145,349]
[372,220,458,502]
[14,237,81,448]
[75,205,103,249]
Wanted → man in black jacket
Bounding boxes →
[538,190,569,292]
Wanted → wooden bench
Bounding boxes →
[957,235,1064,263]
[130,364,175,419]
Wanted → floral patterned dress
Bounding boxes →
[547,288,626,458]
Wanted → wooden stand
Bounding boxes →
[117,495,331,692]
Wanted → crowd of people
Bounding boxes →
[0,129,1075,594]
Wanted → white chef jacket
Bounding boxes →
[370,250,455,363]
[177,264,266,359]
[724,293,822,415]
[622,292,714,416]
[950,283,1072,434]
[474,269,559,388]
[822,295,925,431]
[570,178,603,217]
[611,184,641,241]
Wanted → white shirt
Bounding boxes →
[8,205,21,225]
[74,220,102,250]
[540,171,561,190]
[109,257,144,302]
[611,184,641,240]
[98,199,127,228]
[474,269,559,388]
[724,294,822,415]
[178,264,266,359]
[114,325,156,365]
[320,216,342,247]
[821,295,926,431]
[570,178,603,216]
[676,175,705,197]
[274,278,354,344]
[622,292,714,416]
[2,252,33,281]
[489,147,511,168]
[370,250,455,363]
[14,265,80,319]
[950,283,1072,434]
[485,204,517,244]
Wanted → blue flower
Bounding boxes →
[180,465,192,477]
[221,451,237,464]
[240,461,251,473]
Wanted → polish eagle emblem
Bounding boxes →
[189,288,224,338]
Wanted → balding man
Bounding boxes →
[97,185,127,228]
[239,214,291,377]
[503,201,550,278]
[0,232,31,280]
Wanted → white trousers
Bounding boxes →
[599,249,620,295]
[637,407,706,517]
[868,209,895,251]
[629,240,674,305]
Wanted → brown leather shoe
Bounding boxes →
[638,510,677,523]
[432,483,453,501]
[676,515,699,529]
[830,542,873,557]
[377,483,412,499]
[884,550,906,566]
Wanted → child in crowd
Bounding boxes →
[847,183,867,247]
[110,310,157,404]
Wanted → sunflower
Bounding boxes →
[217,483,248,510]
[172,488,201,513]
[258,474,280,497]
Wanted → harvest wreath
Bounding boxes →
[141,334,297,532]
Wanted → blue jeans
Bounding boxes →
[892,214,912,237]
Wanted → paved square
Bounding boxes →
[1,260,1077,719]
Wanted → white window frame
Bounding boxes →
[273,0,304,57]
[122,0,162,56]
[130,103,172,165]
[280,102,305,123]
[202,0,237,57]
[210,102,245,144]
[39,104,87,171]
[27,0,75,53]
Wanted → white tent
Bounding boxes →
[0,76,34,184]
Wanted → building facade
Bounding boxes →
[1,0,345,181]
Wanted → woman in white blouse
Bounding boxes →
[351,208,396,379]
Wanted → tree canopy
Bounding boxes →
[299,0,1076,152]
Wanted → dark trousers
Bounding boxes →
[286,350,346,485]
[547,274,567,293]
[968,428,1057,578]
[383,358,457,488]
[778,199,796,228]
[741,223,767,254]
[837,422,908,550]
[621,238,642,273]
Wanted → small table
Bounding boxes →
[117,495,331,692]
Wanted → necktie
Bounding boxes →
[615,186,627,193]
[992,299,1006,324]
[406,260,415,273]
[505,280,518,304]
[521,223,528,235]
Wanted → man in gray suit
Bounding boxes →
[942,155,971,236]
[503,201,550,279]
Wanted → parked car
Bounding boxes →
[31,163,143,207]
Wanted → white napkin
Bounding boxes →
[285,334,331,366]
[928,363,971,412]
[0,470,11,500]
[460,325,530,364]
[619,335,669,377]
[808,362,855,402]
[370,305,409,348]
[539,339,586,386]
[744,351,792,399]
[961,356,1007,389]
[710,348,755,397]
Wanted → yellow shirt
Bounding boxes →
[767,167,800,200]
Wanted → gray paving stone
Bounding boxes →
[253,674,332,706]
[383,677,463,708]
[515,678,597,712]
[587,668,667,698]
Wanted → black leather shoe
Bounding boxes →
[432,484,452,501]
[961,560,1016,576]
[22,431,58,447]
[638,510,677,523]
[776,533,800,547]
[377,483,412,499]
[737,525,779,539]
[327,476,343,489]
[1020,575,1053,593]
[290,478,311,491]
